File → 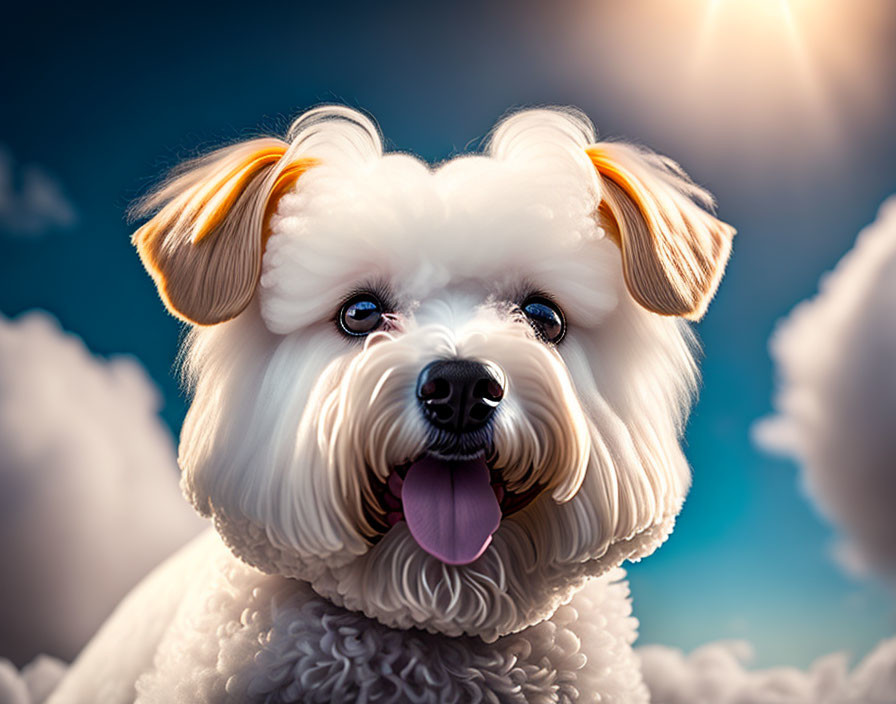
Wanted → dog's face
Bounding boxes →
[133,107,733,640]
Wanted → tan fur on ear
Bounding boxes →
[587,144,735,320]
[132,139,317,325]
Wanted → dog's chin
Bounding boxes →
[304,502,676,643]
[298,450,566,641]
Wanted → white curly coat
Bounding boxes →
[47,106,732,703]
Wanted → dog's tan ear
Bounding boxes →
[132,139,316,325]
[586,143,735,320]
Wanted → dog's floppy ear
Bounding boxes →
[131,139,316,325]
[586,143,735,320]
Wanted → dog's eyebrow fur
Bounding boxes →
[131,140,317,326]
[588,144,735,321]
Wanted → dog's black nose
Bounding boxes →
[417,360,503,434]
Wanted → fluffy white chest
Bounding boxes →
[130,535,647,704]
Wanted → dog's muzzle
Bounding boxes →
[365,358,543,565]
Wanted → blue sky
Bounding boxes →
[2,0,894,668]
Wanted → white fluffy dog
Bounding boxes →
[48,106,733,703]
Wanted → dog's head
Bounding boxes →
[133,106,733,641]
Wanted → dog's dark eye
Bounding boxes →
[339,294,383,336]
[521,296,566,344]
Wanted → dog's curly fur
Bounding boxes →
[47,106,733,703]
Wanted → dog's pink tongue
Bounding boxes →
[402,456,501,565]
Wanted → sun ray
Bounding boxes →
[780,0,838,140]
[689,0,723,78]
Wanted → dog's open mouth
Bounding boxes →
[366,455,545,565]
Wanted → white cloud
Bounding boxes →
[0,311,204,667]
[753,196,896,580]
[640,637,896,704]
[0,148,77,237]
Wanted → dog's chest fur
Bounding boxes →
[135,539,648,704]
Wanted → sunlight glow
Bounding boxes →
[569,0,888,175]
[688,0,837,150]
